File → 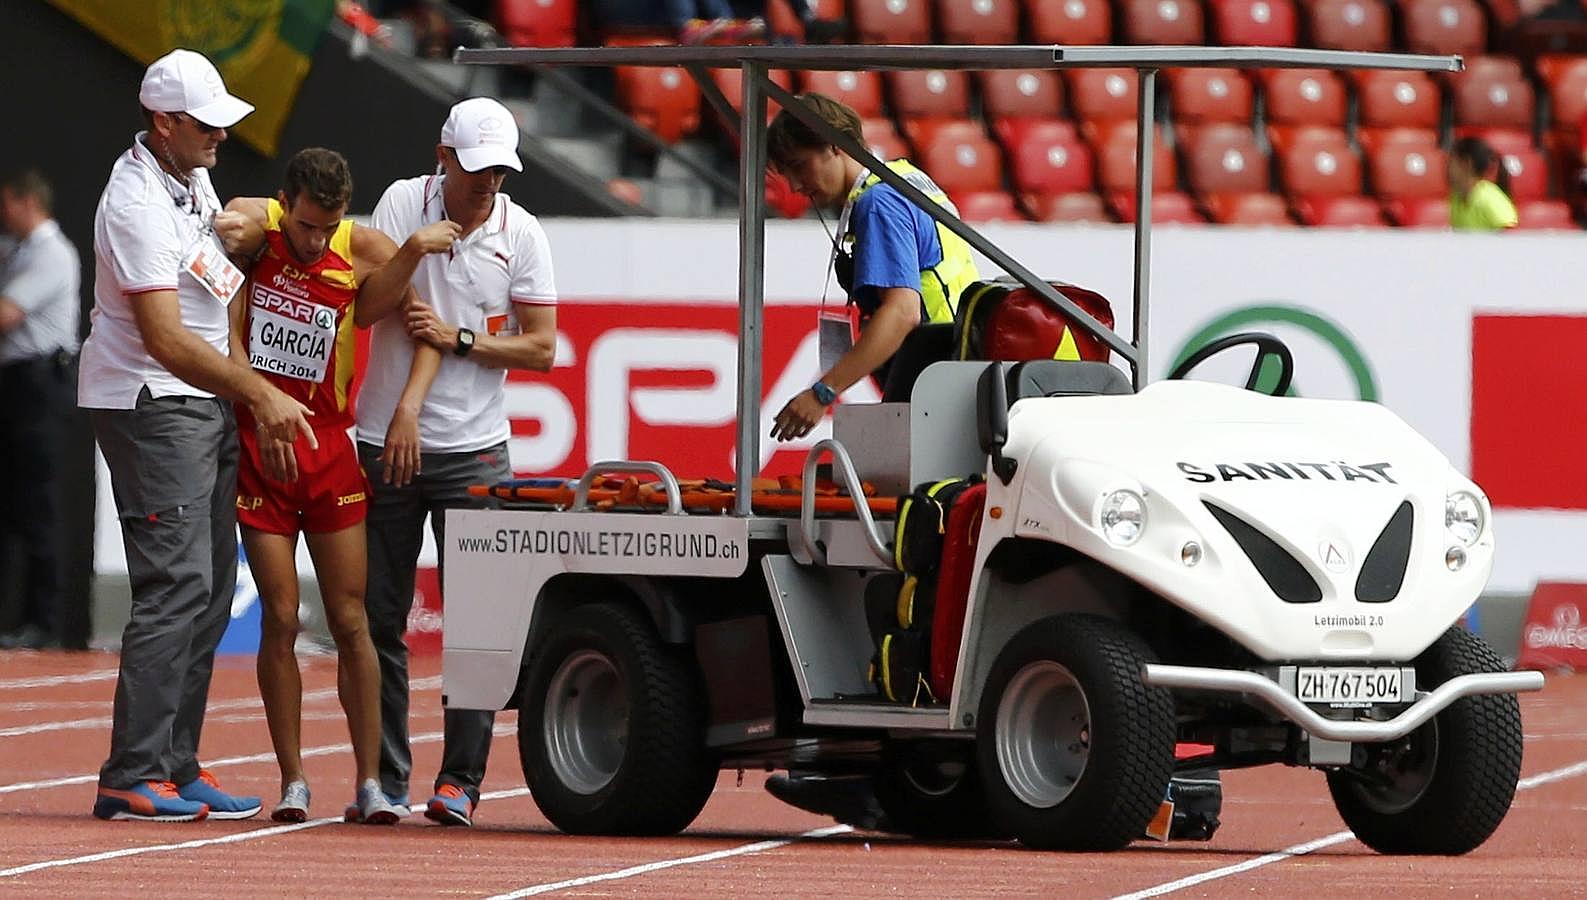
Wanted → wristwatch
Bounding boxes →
[454,327,475,357]
[811,381,838,406]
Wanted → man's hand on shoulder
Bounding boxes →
[215,197,269,260]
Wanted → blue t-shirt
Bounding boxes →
[847,183,945,315]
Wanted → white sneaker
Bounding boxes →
[344,778,403,825]
[271,780,310,823]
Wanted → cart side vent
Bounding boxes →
[1355,500,1414,603]
[1202,501,1323,604]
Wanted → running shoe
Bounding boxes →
[424,784,475,827]
[272,780,311,823]
[344,779,403,825]
[176,769,262,820]
[92,780,209,822]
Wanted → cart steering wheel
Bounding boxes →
[1167,331,1295,397]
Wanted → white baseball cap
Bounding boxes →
[440,97,523,173]
[139,49,255,129]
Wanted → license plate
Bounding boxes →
[1296,667,1404,706]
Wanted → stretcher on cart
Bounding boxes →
[469,473,899,516]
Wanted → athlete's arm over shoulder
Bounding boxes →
[215,197,269,263]
[350,223,414,327]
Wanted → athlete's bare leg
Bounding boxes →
[304,522,381,786]
[245,527,306,790]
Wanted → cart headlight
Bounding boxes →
[1099,489,1147,547]
[1445,491,1485,548]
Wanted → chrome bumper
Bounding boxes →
[1140,664,1545,743]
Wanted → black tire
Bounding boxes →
[518,601,717,835]
[873,740,1004,840]
[1326,626,1524,855]
[976,614,1176,851]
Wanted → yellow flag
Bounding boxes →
[47,0,335,156]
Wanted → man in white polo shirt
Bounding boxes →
[357,97,557,827]
[80,48,315,823]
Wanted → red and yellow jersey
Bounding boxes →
[239,199,359,430]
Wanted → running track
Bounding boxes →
[1,651,1582,898]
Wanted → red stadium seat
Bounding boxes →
[1401,0,1487,55]
[1277,126,1363,204]
[1370,141,1448,200]
[800,70,885,118]
[994,115,1080,149]
[1122,0,1205,44]
[1357,125,1439,155]
[1111,191,1208,224]
[1168,68,1255,127]
[1294,195,1388,226]
[1538,55,1587,128]
[862,118,911,162]
[1025,0,1113,44]
[1205,191,1296,225]
[614,65,701,143]
[887,70,972,120]
[979,70,1065,121]
[1517,198,1577,228]
[495,0,577,47]
[1384,196,1451,227]
[951,190,1026,221]
[1208,0,1298,46]
[851,0,933,43]
[917,121,1004,194]
[707,68,793,125]
[1307,0,1391,52]
[1006,120,1096,194]
[1261,69,1347,128]
[1027,191,1113,222]
[1094,121,1178,194]
[1066,69,1140,135]
[1355,70,1441,130]
[1181,124,1271,194]
[1452,56,1535,130]
[1496,144,1550,201]
[936,0,1020,43]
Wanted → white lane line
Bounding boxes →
[0,787,531,879]
[0,670,121,691]
[0,676,442,739]
[1112,755,1587,899]
[485,825,855,899]
[0,719,510,796]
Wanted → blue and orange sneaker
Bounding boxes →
[92,781,209,822]
[176,769,261,821]
[424,784,474,827]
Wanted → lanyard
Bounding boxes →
[819,167,870,313]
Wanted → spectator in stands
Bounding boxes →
[0,168,78,652]
[592,0,766,43]
[1449,136,1519,231]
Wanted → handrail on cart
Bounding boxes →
[571,460,685,514]
[799,439,894,568]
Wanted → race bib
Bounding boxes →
[181,237,244,303]
[248,283,336,382]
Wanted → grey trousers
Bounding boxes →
[91,391,238,789]
[358,440,510,805]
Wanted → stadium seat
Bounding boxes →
[862,118,911,162]
[917,121,1005,194]
[1181,124,1271,194]
[1025,0,1112,44]
[887,70,972,121]
[1277,127,1372,224]
[979,70,1065,121]
[1538,55,1587,128]
[1451,56,1535,131]
[936,0,1020,43]
[1496,143,1550,201]
[1293,194,1388,226]
[1066,69,1140,137]
[1110,191,1208,224]
[951,190,1026,221]
[1358,124,1439,155]
[1400,0,1487,56]
[1370,142,1449,224]
[1168,68,1255,128]
[1095,121,1179,195]
[1261,68,1348,152]
[1026,190,1113,222]
[1204,191,1296,225]
[1385,197,1451,227]
[1355,70,1441,153]
[707,68,793,124]
[614,65,701,143]
[851,0,933,43]
[495,0,577,47]
[1306,0,1391,52]
[801,70,885,118]
[1121,0,1206,44]
[1517,198,1577,228]
[1005,119,1096,194]
[1208,0,1298,46]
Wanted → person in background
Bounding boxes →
[0,168,79,651]
[1449,136,1519,232]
